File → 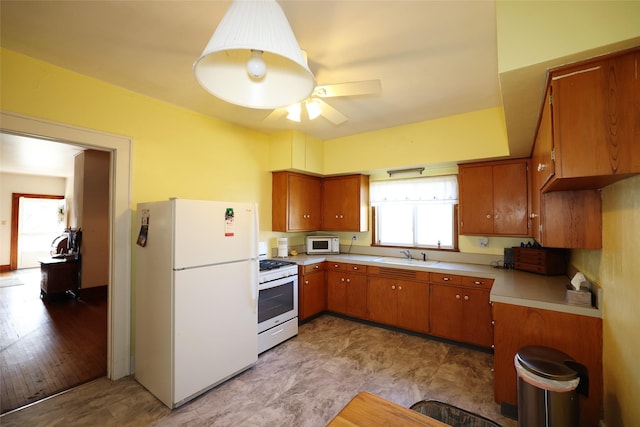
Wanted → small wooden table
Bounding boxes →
[328,392,449,427]
[39,257,80,300]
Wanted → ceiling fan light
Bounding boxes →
[305,99,322,120]
[193,0,316,109]
[286,104,302,122]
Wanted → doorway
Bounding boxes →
[1,111,132,395]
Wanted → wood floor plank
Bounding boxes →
[0,268,107,413]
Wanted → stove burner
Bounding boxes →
[259,259,296,271]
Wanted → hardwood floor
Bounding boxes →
[0,268,107,414]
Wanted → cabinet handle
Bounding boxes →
[464,295,469,301]
[491,320,495,325]
[529,213,539,219]
[486,214,492,219]
[333,264,339,268]
[391,285,396,290]
[455,294,461,299]
[473,281,482,285]
[305,280,309,285]
[346,278,351,283]
[398,286,403,291]
[341,278,345,282]
[443,277,451,281]
[353,266,358,270]
[314,265,319,269]
[537,163,547,172]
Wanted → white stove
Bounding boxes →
[257,256,299,353]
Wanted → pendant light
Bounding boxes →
[193,0,316,110]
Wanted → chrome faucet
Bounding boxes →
[400,250,412,259]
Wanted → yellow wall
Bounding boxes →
[571,175,640,426]
[496,1,640,73]
[323,107,510,175]
[0,48,273,238]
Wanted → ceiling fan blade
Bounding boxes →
[316,99,348,125]
[314,80,382,98]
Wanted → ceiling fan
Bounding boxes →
[265,79,382,125]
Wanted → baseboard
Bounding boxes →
[0,264,10,273]
[77,285,108,300]
[500,402,518,420]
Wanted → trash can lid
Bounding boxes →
[515,345,578,381]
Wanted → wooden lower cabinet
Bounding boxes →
[367,268,429,333]
[428,273,493,348]
[493,302,602,427]
[327,264,368,318]
[429,285,493,348]
[298,263,326,321]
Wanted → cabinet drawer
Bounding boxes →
[460,276,494,290]
[430,272,462,284]
[303,262,325,274]
[327,262,367,274]
[513,247,568,275]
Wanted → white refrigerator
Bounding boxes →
[134,198,258,409]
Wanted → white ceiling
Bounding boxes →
[0,0,504,176]
[4,1,629,177]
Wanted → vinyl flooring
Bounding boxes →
[1,314,517,427]
[0,268,107,414]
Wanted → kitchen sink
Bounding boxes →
[377,257,439,267]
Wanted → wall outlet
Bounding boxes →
[352,235,357,241]
[479,236,489,248]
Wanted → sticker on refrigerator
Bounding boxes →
[137,209,150,247]
[225,208,235,236]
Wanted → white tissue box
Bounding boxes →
[565,285,592,307]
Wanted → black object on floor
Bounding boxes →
[410,400,502,427]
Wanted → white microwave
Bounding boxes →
[306,236,340,254]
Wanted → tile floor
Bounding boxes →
[0,315,516,426]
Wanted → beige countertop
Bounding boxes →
[284,253,602,318]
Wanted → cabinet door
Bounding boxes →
[300,270,326,321]
[552,52,638,181]
[429,284,463,341]
[459,165,494,234]
[327,270,347,314]
[345,273,368,319]
[493,303,603,427]
[459,288,492,347]
[367,277,396,326]
[530,88,554,241]
[322,178,345,231]
[541,190,602,249]
[321,175,369,232]
[288,173,321,231]
[493,162,528,236]
[396,280,429,333]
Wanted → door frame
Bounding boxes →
[1,110,132,380]
[10,193,65,270]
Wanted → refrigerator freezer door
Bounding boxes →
[173,199,257,270]
[173,261,258,404]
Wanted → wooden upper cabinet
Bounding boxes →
[321,174,369,232]
[459,159,529,236]
[272,171,321,232]
[546,47,640,191]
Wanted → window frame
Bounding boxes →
[370,175,459,251]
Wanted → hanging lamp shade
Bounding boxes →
[193,0,316,109]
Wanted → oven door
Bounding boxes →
[258,275,298,334]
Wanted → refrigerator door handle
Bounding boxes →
[252,258,258,313]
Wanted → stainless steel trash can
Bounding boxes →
[515,346,583,427]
